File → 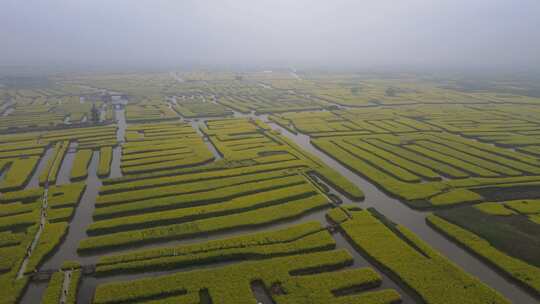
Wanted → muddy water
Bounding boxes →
[76,203,410,304]
[17,188,48,279]
[19,152,102,304]
[251,281,275,304]
[19,280,48,304]
[190,120,223,160]
[41,152,102,269]
[314,178,416,303]
[17,105,536,303]
[72,171,413,303]
[109,146,122,179]
[2,107,14,117]
[17,147,56,303]
[72,206,331,302]
[267,122,537,304]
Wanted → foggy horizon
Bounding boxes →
[1,3,540,304]
[1,0,540,72]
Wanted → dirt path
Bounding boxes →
[17,188,48,279]
[60,270,72,304]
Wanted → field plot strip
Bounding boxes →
[267,120,539,303]
[329,206,509,304]
[40,152,102,269]
[3,73,540,304]
[16,188,47,279]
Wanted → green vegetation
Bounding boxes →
[0,210,39,231]
[435,206,540,268]
[25,222,68,273]
[312,129,540,208]
[474,203,516,216]
[3,72,540,304]
[0,90,115,132]
[95,221,333,274]
[88,183,318,234]
[0,232,24,248]
[431,200,540,297]
[331,207,510,304]
[41,271,64,304]
[272,101,540,209]
[70,149,93,181]
[93,250,400,304]
[40,268,81,304]
[97,146,113,177]
[48,207,75,223]
[125,99,178,122]
[48,183,86,209]
[0,200,38,217]
[427,215,540,296]
[173,97,233,118]
[79,193,329,252]
[121,122,214,174]
[0,188,43,203]
[505,199,540,215]
[66,269,82,304]
[61,260,81,270]
[78,118,365,258]
[0,157,40,191]
[99,160,306,195]
[429,189,483,206]
[93,173,303,218]
[39,141,69,186]
[0,225,37,304]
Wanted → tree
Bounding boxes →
[90,103,100,124]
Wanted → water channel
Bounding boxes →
[16,100,537,304]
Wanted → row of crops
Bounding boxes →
[428,199,540,296]
[0,108,119,304]
[124,99,178,123]
[0,90,114,132]
[266,100,540,299]
[217,91,328,114]
[271,106,540,208]
[93,246,400,304]
[80,110,538,303]
[172,95,233,118]
[66,111,410,303]
[327,206,510,303]
[0,125,117,192]
[121,122,214,174]
[79,118,364,253]
[1,72,539,303]
[0,180,88,303]
[261,76,540,106]
[41,264,81,304]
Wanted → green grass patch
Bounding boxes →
[336,208,509,304]
[427,215,540,296]
[70,149,93,181]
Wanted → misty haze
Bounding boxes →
[0,1,539,304]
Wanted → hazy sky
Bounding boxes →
[1,0,539,70]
